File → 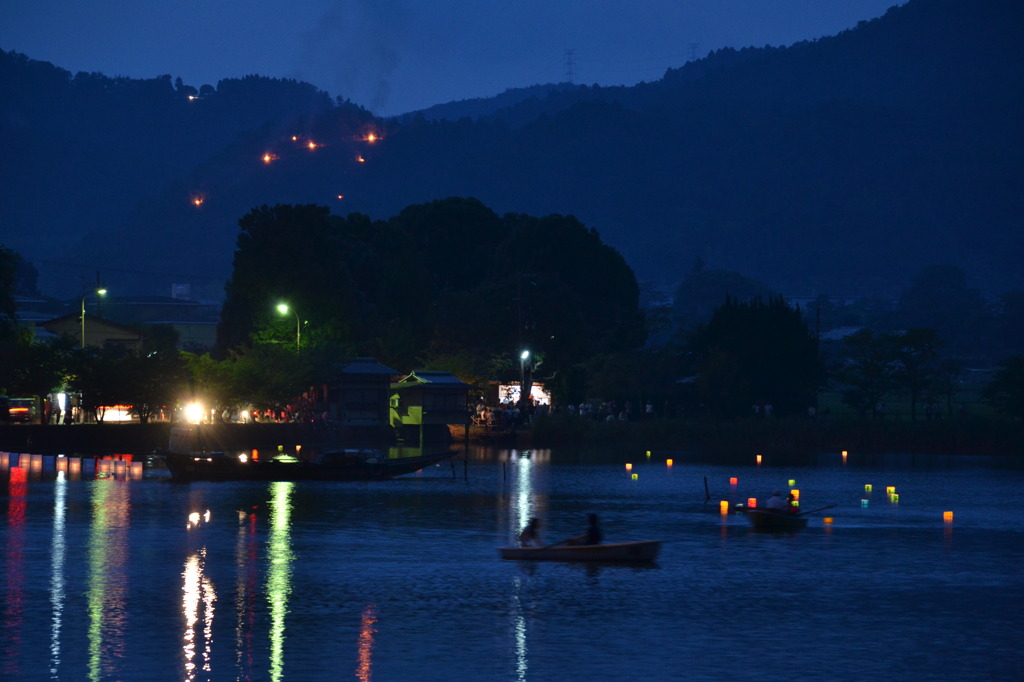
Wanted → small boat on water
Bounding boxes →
[745,509,809,531]
[162,447,456,482]
[499,540,661,563]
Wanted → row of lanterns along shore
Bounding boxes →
[622,449,954,527]
[0,452,143,479]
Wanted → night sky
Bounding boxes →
[2,0,904,117]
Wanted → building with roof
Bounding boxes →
[391,370,471,443]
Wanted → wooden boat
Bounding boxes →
[162,447,456,483]
[745,509,809,531]
[499,540,661,563]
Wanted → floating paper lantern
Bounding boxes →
[756,454,762,465]
[790,489,800,500]
[861,499,869,507]
[729,477,738,485]
[788,479,796,487]
[841,450,848,464]
[631,473,638,481]
[890,493,899,503]
[131,462,143,477]
[720,501,729,514]
[625,463,633,471]
[747,497,757,508]
[943,511,953,523]
[646,450,651,458]
[886,486,896,495]
[666,459,673,467]
[864,484,873,493]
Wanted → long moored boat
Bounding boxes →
[499,540,661,563]
[162,447,456,482]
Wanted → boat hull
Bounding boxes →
[499,540,661,563]
[745,509,809,531]
[162,449,455,482]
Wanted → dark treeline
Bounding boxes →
[4,199,1023,443]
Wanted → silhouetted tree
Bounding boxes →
[689,296,821,417]
[982,355,1024,420]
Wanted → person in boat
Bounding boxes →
[518,517,543,547]
[564,513,603,546]
[765,490,790,513]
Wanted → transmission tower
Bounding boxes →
[563,48,576,83]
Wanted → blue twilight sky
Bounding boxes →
[2,0,904,117]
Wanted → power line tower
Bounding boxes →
[563,48,576,83]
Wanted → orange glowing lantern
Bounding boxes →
[308,141,318,150]
[337,194,345,200]
[357,155,366,163]
[842,450,848,464]
[191,195,205,207]
[292,135,299,141]
[756,454,762,465]
[943,511,953,523]
[790,489,800,500]
[720,501,729,514]
[666,459,673,467]
[625,463,632,471]
[824,517,834,525]
[729,477,738,486]
[251,448,259,462]
[747,497,757,508]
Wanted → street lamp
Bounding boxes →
[80,287,107,349]
[277,303,301,352]
[519,349,530,407]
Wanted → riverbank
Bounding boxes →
[518,414,1024,459]
[3,415,1021,459]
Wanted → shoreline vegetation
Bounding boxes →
[0,415,1021,460]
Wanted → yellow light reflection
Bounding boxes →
[356,604,378,681]
[267,482,294,682]
[181,549,216,680]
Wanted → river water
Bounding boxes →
[1,446,1021,681]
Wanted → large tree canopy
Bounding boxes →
[215,198,645,393]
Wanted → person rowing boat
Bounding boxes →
[562,513,603,546]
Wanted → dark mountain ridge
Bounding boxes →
[1,0,1020,301]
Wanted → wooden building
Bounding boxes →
[390,371,470,443]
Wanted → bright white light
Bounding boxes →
[184,402,205,424]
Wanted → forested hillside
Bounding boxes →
[1,0,1020,300]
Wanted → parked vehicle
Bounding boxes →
[0,396,39,423]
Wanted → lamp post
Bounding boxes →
[519,349,530,409]
[277,303,301,352]
[80,287,107,349]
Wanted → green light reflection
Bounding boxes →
[267,482,294,682]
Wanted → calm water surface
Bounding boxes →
[1,447,1022,681]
